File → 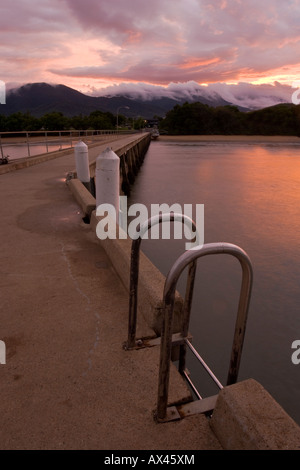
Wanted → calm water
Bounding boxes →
[128,139,300,425]
[1,142,72,160]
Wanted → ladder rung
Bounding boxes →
[185,339,224,390]
[182,369,202,400]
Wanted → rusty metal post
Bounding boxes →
[156,301,175,420]
[178,259,197,374]
[226,258,253,385]
[127,237,142,349]
[156,242,253,421]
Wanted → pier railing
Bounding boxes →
[0,129,137,161]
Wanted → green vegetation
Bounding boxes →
[0,110,145,132]
[158,102,300,136]
[1,102,300,136]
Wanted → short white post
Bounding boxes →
[0,340,6,365]
[96,147,120,218]
[74,140,91,191]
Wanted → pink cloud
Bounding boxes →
[1,0,300,89]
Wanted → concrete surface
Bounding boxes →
[2,133,299,451]
[0,135,222,450]
[68,178,96,218]
[210,379,300,450]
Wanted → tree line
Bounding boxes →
[158,102,300,136]
[1,102,300,135]
[0,110,145,132]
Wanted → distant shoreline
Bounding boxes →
[158,135,300,143]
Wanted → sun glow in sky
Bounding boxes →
[1,0,300,97]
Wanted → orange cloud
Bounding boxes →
[180,57,221,69]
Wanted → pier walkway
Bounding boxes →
[0,134,222,450]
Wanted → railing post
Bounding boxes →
[26,132,31,157]
[0,135,4,159]
[157,302,175,420]
[45,132,48,153]
[178,259,197,375]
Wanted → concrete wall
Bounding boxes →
[210,379,300,450]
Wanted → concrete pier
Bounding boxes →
[0,132,299,450]
[0,134,221,450]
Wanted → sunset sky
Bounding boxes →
[1,0,300,98]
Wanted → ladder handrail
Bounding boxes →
[157,242,253,421]
[125,213,200,350]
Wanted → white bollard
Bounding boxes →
[96,147,120,217]
[0,340,6,365]
[74,140,90,184]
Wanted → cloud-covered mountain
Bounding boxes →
[1,81,295,120]
[93,81,294,111]
[1,82,235,118]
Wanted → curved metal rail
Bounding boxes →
[124,212,200,350]
[156,242,253,421]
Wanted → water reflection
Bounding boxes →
[128,139,300,424]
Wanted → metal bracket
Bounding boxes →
[155,395,218,423]
[123,332,193,351]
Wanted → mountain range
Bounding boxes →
[1,82,250,120]
[1,81,295,120]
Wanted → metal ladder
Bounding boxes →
[124,212,200,351]
[157,242,253,422]
[124,214,253,423]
